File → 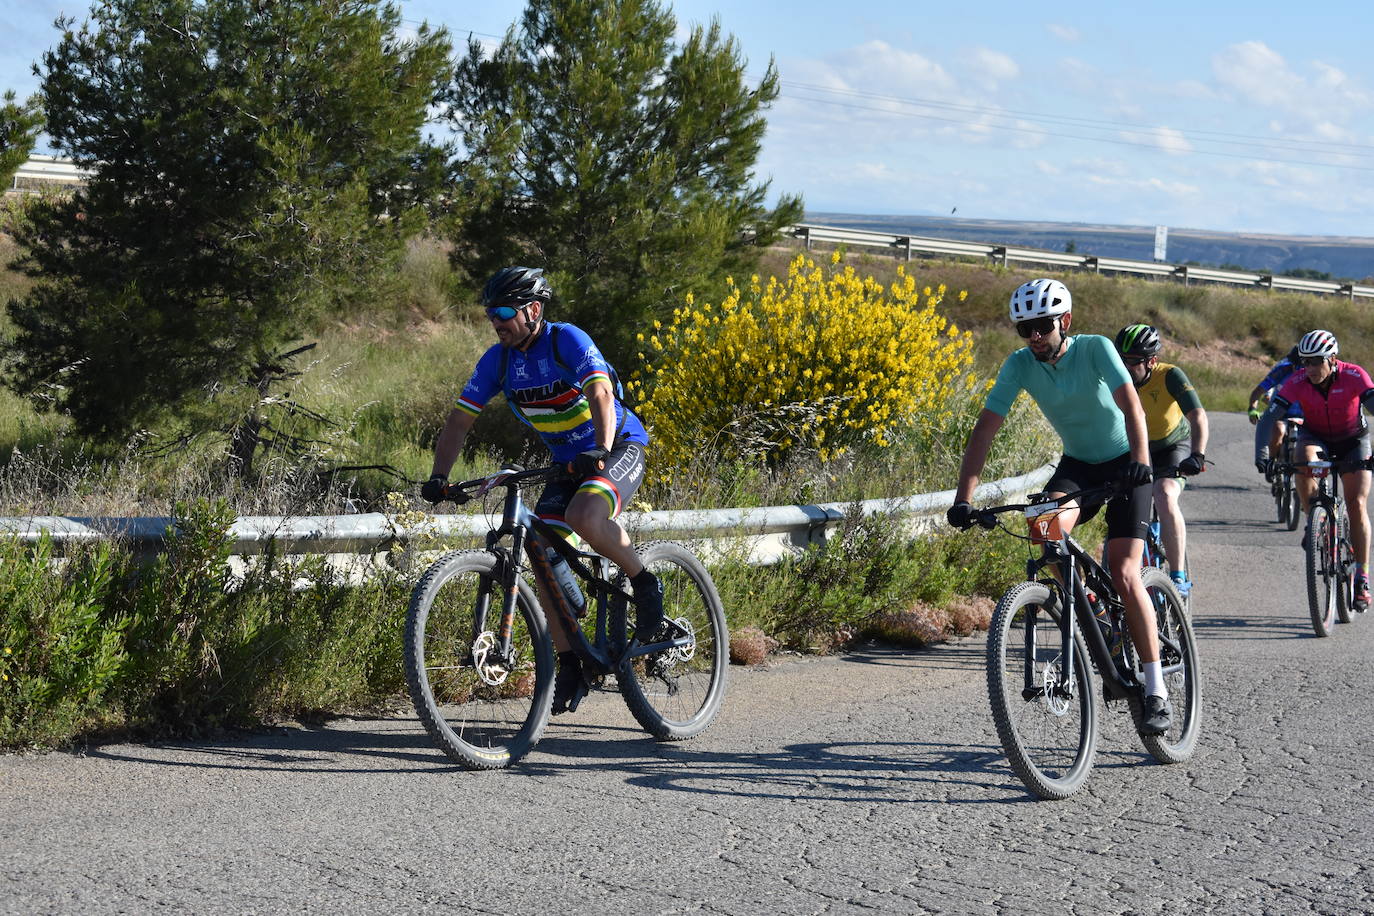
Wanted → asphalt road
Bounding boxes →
[3,411,1372,915]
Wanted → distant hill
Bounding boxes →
[806,212,1374,282]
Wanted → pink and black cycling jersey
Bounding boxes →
[1271,360,1374,442]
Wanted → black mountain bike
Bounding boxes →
[1281,456,1362,638]
[1271,420,1302,531]
[404,465,729,769]
[969,484,1201,800]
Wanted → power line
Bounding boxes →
[778,88,1374,173]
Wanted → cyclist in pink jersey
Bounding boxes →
[1265,329,1374,609]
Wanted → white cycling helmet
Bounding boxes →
[1008,278,1073,322]
[1297,329,1338,359]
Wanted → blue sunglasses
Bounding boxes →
[485,304,524,321]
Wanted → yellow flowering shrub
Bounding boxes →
[631,252,977,473]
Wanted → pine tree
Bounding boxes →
[443,0,802,362]
[0,91,44,190]
[5,0,451,473]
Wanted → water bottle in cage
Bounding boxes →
[546,549,587,618]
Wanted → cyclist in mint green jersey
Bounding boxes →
[946,278,1172,736]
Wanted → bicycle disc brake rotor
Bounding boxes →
[1041,660,1072,717]
[470,631,510,687]
[665,616,696,664]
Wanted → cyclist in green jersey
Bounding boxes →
[947,279,1171,735]
[1113,324,1209,598]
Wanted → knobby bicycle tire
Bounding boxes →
[1306,505,1337,638]
[404,549,555,769]
[986,580,1097,800]
[1128,567,1202,763]
[1336,509,1355,625]
[613,540,729,741]
[1283,473,1301,531]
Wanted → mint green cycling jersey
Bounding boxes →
[983,334,1132,463]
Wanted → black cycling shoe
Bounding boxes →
[551,651,586,716]
[630,569,665,643]
[1139,693,1173,736]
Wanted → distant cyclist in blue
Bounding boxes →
[421,266,661,716]
[1248,345,1304,475]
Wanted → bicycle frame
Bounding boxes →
[459,467,690,679]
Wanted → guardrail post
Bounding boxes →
[1258,275,1274,291]
[1339,284,1355,302]
[1084,256,1100,273]
[990,246,1008,267]
[1174,265,1190,287]
[800,226,812,251]
[893,236,912,261]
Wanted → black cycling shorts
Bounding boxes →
[1046,451,1152,542]
[1150,441,1192,478]
[535,438,648,539]
[1295,428,1372,475]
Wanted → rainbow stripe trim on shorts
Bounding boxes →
[577,476,621,517]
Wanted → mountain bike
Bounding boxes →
[403,465,729,769]
[1271,420,1302,531]
[969,484,1201,800]
[1281,455,1362,638]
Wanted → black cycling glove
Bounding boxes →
[420,474,448,504]
[1178,452,1206,476]
[946,501,976,530]
[1120,461,1153,488]
[571,447,609,477]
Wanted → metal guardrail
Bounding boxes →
[8,154,90,192]
[787,223,1374,301]
[0,463,1055,568]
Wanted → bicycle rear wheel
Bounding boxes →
[1336,510,1355,625]
[1306,505,1337,637]
[986,580,1097,800]
[404,550,555,769]
[614,541,728,740]
[1283,472,1300,531]
[1130,567,1202,763]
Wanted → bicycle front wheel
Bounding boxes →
[1132,567,1202,763]
[614,540,729,741]
[986,580,1097,800]
[1283,472,1301,531]
[1306,505,1337,637]
[404,550,555,769]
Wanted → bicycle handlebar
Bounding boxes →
[440,464,572,504]
[974,481,1122,529]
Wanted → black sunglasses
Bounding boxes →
[1015,316,1058,339]
[1301,356,1328,367]
[1122,356,1149,366]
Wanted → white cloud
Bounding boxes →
[1086,174,1200,198]
[1212,41,1372,116]
[1129,126,1193,155]
[1047,24,1080,42]
[964,47,1019,89]
[1034,160,1061,175]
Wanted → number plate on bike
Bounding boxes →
[1024,506,1065,544]
[1304,461,1332,479]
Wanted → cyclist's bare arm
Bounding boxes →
[1186,406,1209,456]
[582,380,617,453]
[430,408,476,479]
[1111,381,1151,465]
[955,408,1006,504]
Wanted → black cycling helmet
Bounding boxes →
[1286,345,1300,364]
[1114,324,1162,359]
[480,266,552,308]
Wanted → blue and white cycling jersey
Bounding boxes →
[1258,358,1303,418]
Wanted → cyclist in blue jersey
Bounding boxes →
[1248,346,1303,476]
[422,266,662,715]
[946,278,1172,735]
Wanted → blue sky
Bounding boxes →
[4,0,1372,237]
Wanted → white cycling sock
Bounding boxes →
[1143,661,1167,700]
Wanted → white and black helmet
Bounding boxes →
[1297,329,1338,359]
[1008,278,1073,322]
